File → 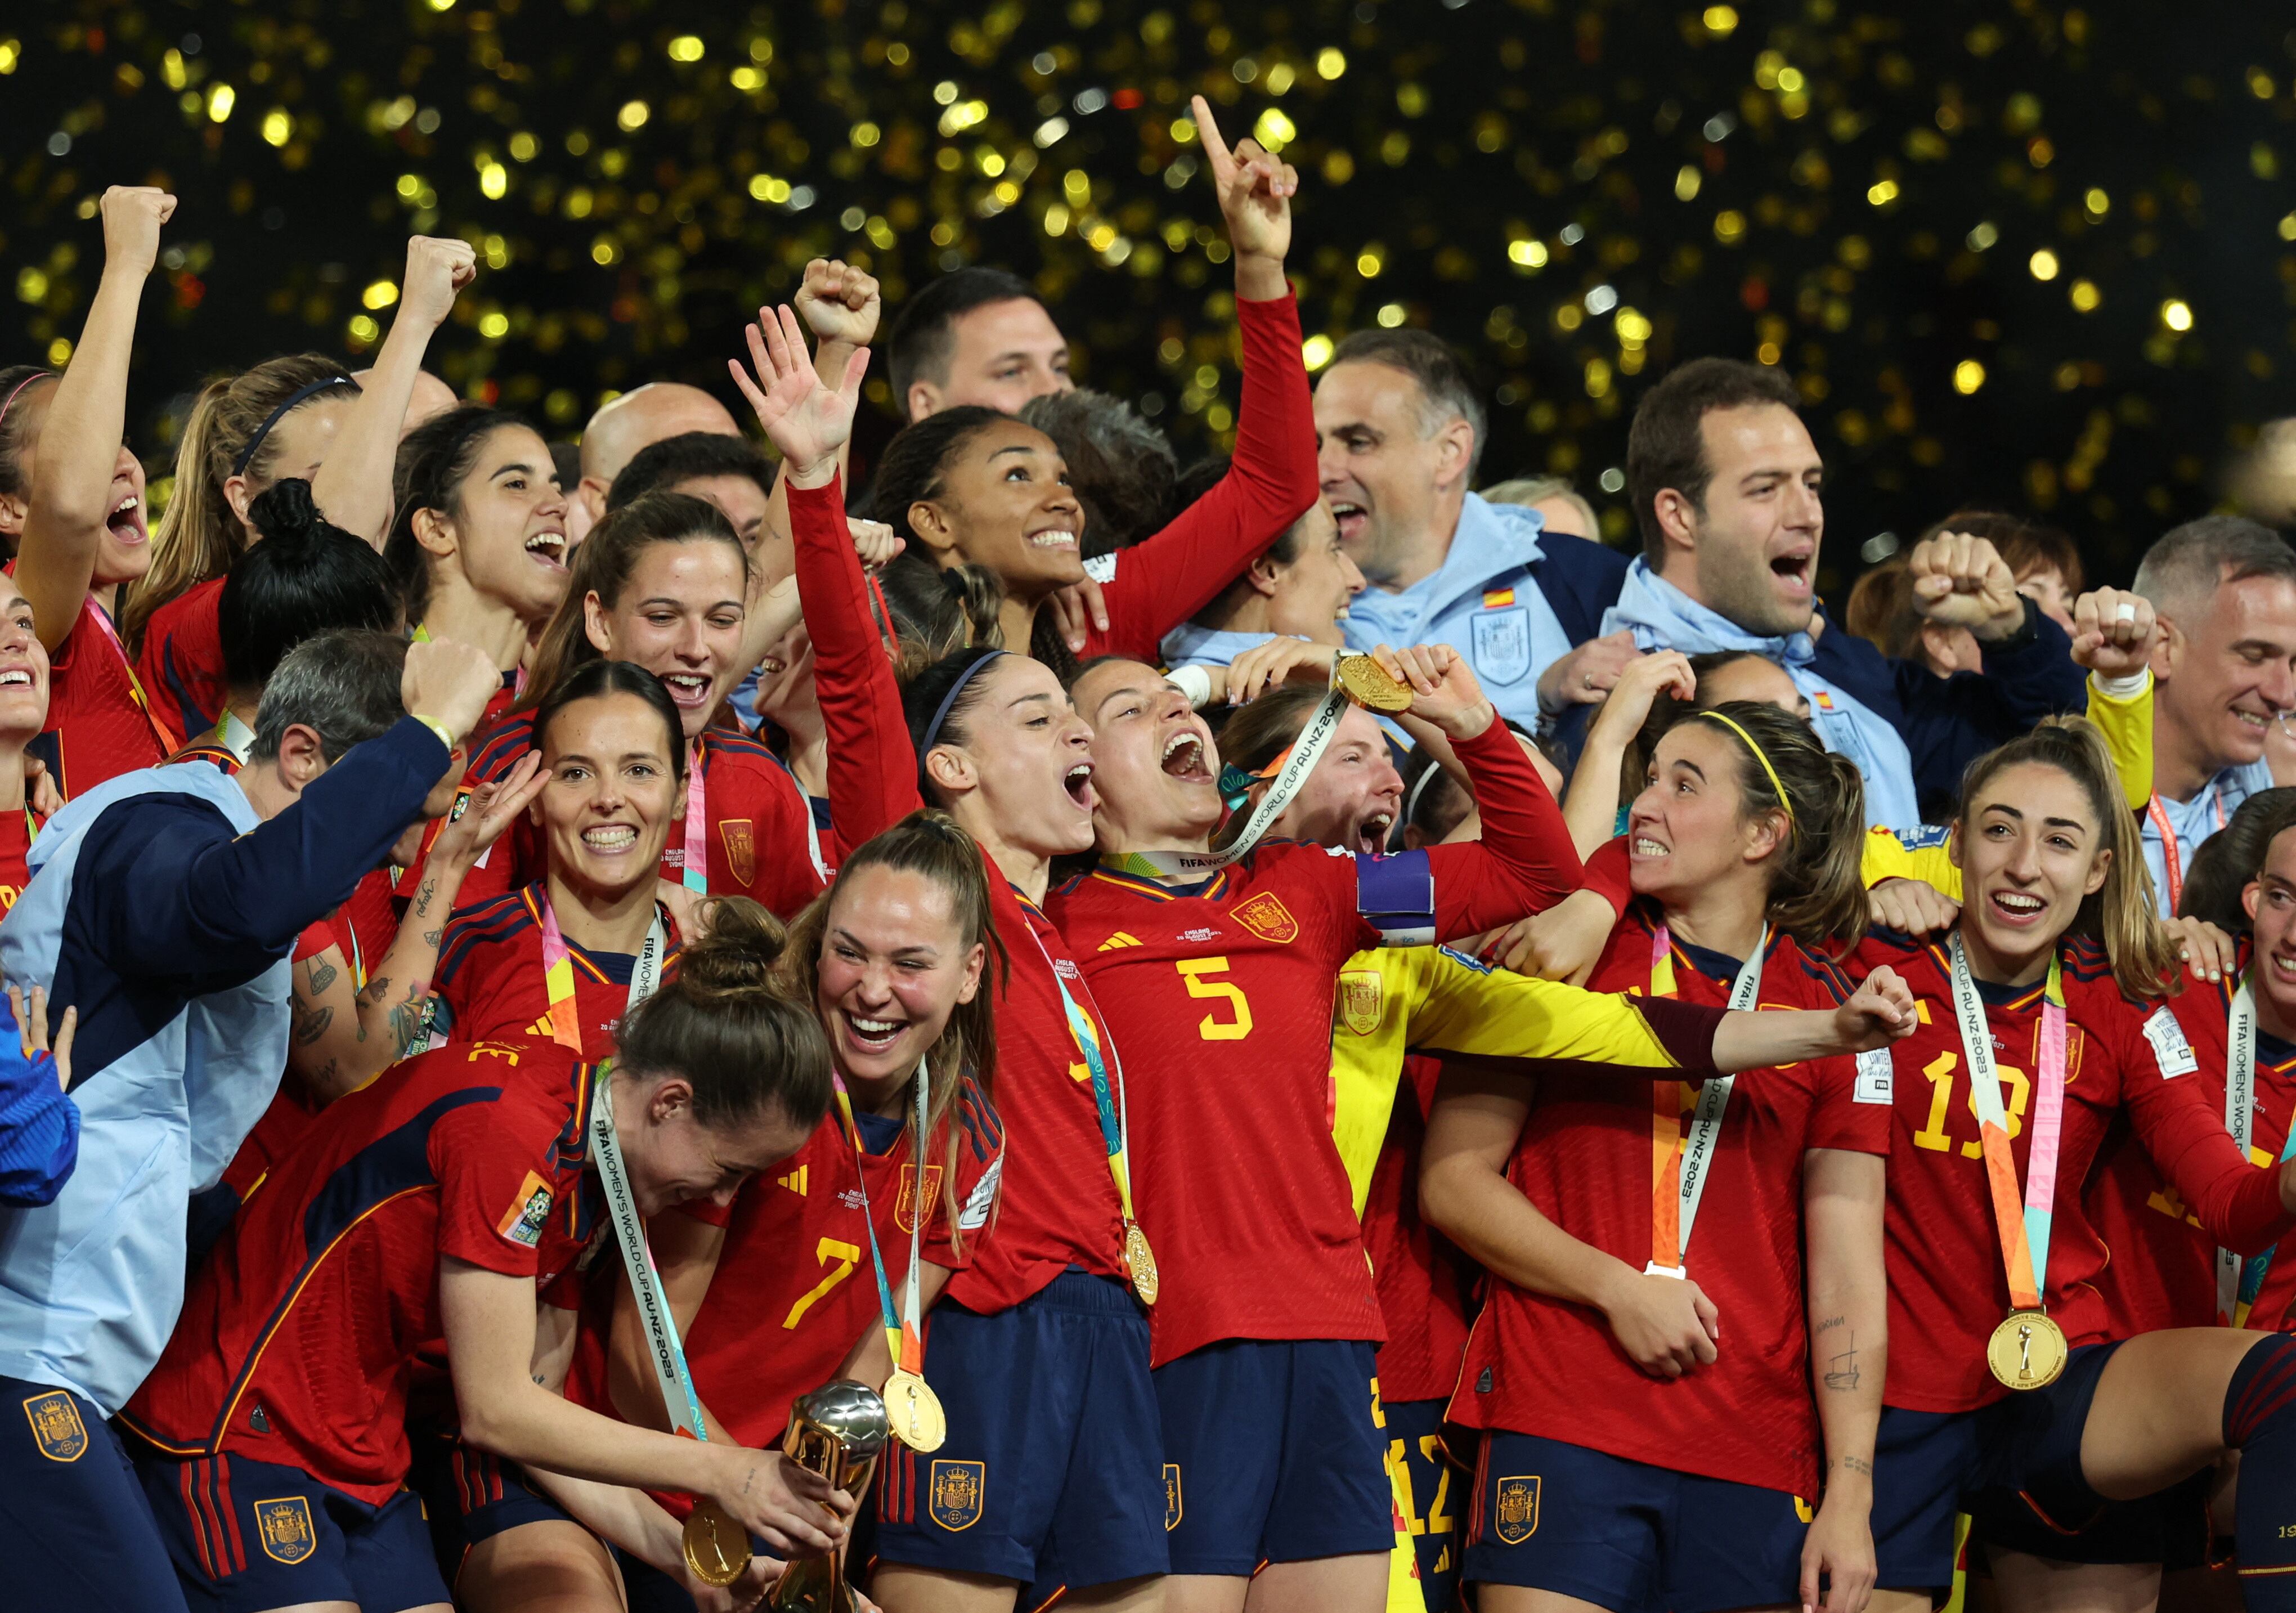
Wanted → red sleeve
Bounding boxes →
[1810,1059,1894,1155]
[923,1081,1006,1270]
[788,475,925,853]
[2127,1007,2294,1256]
[292,922,335,964]
[1084,293,1319,661]
[432,1099,564,1278]
[1423,718,1585,940]
[1582,835,1634,917]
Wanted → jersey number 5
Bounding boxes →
[1176,958,1254,1041]
[781,1237,862,1330]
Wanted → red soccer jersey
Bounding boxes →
[431,886,680,1059]
[1362,1052,1476,1404]
[1048,725,1581,1366]
[120,1041,605,1504]
[0,807,33,915]
[566,1078,1004,1499]
[137,576,227,741]
[32,594,177,799]
[1451,916,1886,1497]
[1856,931,2291,1414]
[424,713,831,919]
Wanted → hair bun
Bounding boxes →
[676,895,789,997]
[249,477,361,550]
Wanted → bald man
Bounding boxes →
[347,367,457,438]
[572,382,741,539]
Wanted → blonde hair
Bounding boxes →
[1953,715,2178,1000]
[128,354,353,646]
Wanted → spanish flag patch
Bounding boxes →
[1482,587,1516,609]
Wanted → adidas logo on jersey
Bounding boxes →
[779,1166,809,1195]
[1098,932,1143,951]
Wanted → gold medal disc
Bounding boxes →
[1124,1220,1160,1307]
[884,1368,948,1453]
[680,1499,750,1587]
[1334,656,1414,714]
[1985,1310,2069,1391]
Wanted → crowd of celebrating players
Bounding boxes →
[7,94,2296,1613]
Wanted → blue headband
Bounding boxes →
[232,375,358,476]
[919,650,1007,773]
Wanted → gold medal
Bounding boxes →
[1334,655,1414,714]
[883,1368,948,1453]
[1124,1218,1160,1306]
[680,1498,750,1587]
[1985,1310,2069,1391]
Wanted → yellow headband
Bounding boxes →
[1693,710,1796,826]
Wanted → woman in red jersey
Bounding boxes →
[383,403,571,722]
[430,662,690,1059]
[741,303,1167,1612]
[122,907,854,1613]
[858,97,1313,680]
[1423,702,1899,1613]
[430,490,886,919]
[130,235,474,738]
[0,572,52,912]
[0,187,180,797]
[1842,718,2296,1613]
[457,809,1008,1610]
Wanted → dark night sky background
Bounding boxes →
[5,1,2295,594]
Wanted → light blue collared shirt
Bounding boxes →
[2140,759,2274,917]
[1340,494,1574,736]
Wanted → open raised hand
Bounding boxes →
[728,303,869,490]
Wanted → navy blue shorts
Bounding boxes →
[1971,1467,2214,1570]
[1386,1395,1464,1610]
[1461,1430,1809,1613]
[873,1269,1167,1589]
[0,1375,189,1613]
[133,1448,447,1613]
[1875,1341,2124,1593]
[1153,1337,1394,1575]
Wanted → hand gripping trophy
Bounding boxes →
[769,1382,891,1612]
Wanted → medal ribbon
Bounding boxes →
[681,741,708,894]
[1102,671,1360,880]
[589,1065,712,1442]
[210,710,257,764]
[828,1058,931,1379]
[1020,918,1143,1240]
[538,893,667,1053]
[80,597,178,756]
[2222,974,2296,1326]
[1947,931,2066,1310]
[1645,924,1765,1276]
[2146,787,2226,916]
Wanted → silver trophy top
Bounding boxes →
[792,1381,890,1460]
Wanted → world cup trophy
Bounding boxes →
[768,1381,891,1612]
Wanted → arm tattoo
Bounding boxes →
[358,973,392,1007]
[1837,1455,1875,1477]
[306,958,338,997]
[1815,1314,1847,1332]
[292,1000,333,1047]
[411,876,442,921]
[1822,1333,1861,1392]
[387,994,430,1056]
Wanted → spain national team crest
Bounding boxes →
[1164,1463,1183,1531]
[254,1495,318,1564]
[1471,605,1533,685]
[496,1171,555,1249]
[1233,890,1298,944]
[1337,969,1383,1036]
[719,819,757,887]
[894,1163,946,1234]
[1493,1476,1541,1544]
[23,1390,86,1462]
[928,1459,984,1531]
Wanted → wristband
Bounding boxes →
[2092,669,2149,702]
[411,714,458,752]
[1167,664,1214,711]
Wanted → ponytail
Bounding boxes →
[1953,715,2178,999]
[616,895,832,1132]
[218,480,401,692]
[129,354,355,646]
[877,553,1004,674]
[779,809,1006,1253]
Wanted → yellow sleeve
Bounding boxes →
[1862,826,1962,900]
[2086,670,2155,812]
[1404,949,1680,1069]
[1329,950,1428,1217]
